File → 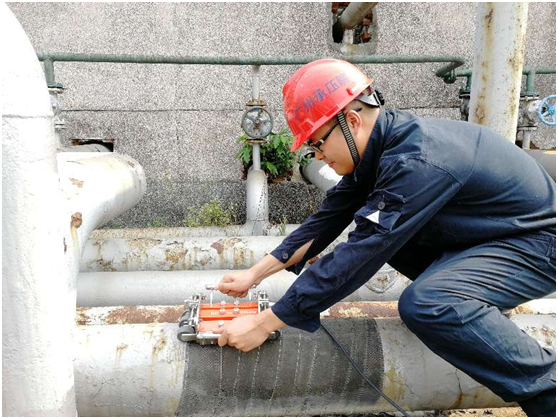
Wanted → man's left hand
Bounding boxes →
[214,308,286,352]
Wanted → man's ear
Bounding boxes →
[346,108,363,132]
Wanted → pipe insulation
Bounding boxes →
[77,266,411,307]
[73,312,555,416]
[58,152,147,251]
[2,4,77,415]
[468,3,529,141]
[245,166,268,235]
[301,156,343,193]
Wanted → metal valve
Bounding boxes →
[538,94,556,126]
[241,106,274,139]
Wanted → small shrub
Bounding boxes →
[149,216,167,228]
[184,198,233,228]
[236,130,297,182]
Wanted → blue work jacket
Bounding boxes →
[270,108,556,332]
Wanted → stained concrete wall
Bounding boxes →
[7,2,556,228]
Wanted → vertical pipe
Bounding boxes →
[251,65,262,170]
[468,3,529,142]
[2,3,76,415]
[522,130,532,149]
[252,143,261,170]
[251,65,260,101]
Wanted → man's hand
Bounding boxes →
[216,270,259,298]
[215,308,286,352]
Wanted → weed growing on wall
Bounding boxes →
[184,198,234,228]
[236,130,301,182]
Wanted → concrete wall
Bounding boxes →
[8,2,556,228]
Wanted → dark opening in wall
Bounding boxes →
[331,2,375,45]
[71,138,115,152]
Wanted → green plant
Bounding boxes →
[235,130,296,181]
[297,152,313,168]
[148,216,167,228]
[278,216,288,236]
[184,198,233,228]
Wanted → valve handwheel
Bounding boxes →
[241,106,274,139]
[538,94,556,127]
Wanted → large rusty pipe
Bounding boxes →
[468,3,529,141]
[73,309,555,416]
[80,234,349,272]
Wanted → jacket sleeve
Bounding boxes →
[270,174,367,273]
[271,156,463,332]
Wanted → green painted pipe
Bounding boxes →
[36,52,465,87]
[455,68,556,96]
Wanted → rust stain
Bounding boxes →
[541,326,555,347]
[383,365,406,405]
[211,241,224,255]
[328,302,399,319]
[71,212,83,229]
[449,391,465,410]
[70,178,84,188]
[164,245,187,271]
[116,343,128,356]
[484,7,493,26]
[76,307,90,325]
[127,161,135,168]
[98,258,117,272]
[152,334,167,358]
[102,306,183,324]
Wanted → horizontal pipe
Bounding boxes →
[37,52,464,67]
[76,299,556,326]
[74,314,555,416]
[80,234,349,272]
[525,150,556,181]
[77,266,410,307]
[77,268,554,308]
[36,52,465,86]
[454,68,556,78]
[59,144,112,153]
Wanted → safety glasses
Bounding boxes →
[305,121,339,153]
[304,107,362,153]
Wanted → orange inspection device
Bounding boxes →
[177,286,281,345]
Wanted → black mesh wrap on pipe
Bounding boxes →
[176,318,384,417]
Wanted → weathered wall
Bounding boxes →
[7,2,556,228]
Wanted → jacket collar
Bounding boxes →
[353,108,386,184]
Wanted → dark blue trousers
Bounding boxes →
[394,231,556,417]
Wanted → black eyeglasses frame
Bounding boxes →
[304,107,363,153]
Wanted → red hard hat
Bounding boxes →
[283,59,373,151]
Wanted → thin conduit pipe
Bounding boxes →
[37,52,466,87]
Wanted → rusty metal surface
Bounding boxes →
[76,305,184,325]
[76,299,555,326]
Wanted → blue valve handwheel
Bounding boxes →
[538,94,556,126]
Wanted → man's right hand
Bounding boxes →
[216,270,259,298]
